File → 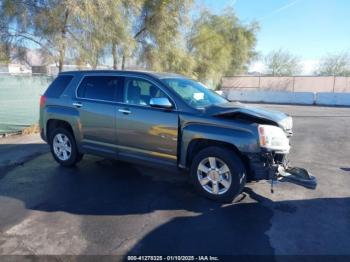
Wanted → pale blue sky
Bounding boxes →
[197,0,350,72]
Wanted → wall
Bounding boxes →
[222,76,350,106]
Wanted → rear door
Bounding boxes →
[74,75,121,154]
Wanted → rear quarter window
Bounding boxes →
[45,75,74,98]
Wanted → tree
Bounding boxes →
[69,0,113,69]
[134,0,193,73]
[314,52,350,76]
[188,9,258,87]
[0,0,121,71]
[0,0,80,71]
[0,41,10,64]
[263,49,300,76]
[0,0,258,82]
[81,0,137,69]
[0,0,193,72]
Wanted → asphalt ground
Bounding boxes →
[0,104,349,260]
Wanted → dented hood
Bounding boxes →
[205,102,289,125]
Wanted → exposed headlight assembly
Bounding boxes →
[258,125,290,154]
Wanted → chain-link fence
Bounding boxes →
[0,73,54,134]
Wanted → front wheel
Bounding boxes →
[190,146,246,203]
[49,127,83,167]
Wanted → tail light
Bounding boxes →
[40,95,46,108]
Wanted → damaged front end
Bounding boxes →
[258,122,317,192]
[211,104,317,192]
[252,123,317,192]
[247,150,317,193]
[264,152,317,193]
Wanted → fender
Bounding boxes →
[44,106,83,146]
[179,122,260,168]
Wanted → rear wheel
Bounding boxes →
[49,127,83,166]
[190,146,246,202]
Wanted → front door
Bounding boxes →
[115,77,178,164]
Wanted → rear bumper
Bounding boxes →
[40,127,47,142]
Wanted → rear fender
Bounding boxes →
[44,106,82,145]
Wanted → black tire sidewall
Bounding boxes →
[190,146,246,202]
[49,127,80,167]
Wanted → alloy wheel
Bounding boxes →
[197,157,232,195]
[53,133,72,161]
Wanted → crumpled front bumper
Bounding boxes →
[246,151,317,190]
[246,152,287,181]
[277,165,317,189]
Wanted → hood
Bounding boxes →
[205,102,291,128]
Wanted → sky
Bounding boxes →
[197,0,350,74]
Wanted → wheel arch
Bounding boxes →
[46,119,75,142]
[185,139,250,175]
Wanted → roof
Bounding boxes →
[60,70,185,79]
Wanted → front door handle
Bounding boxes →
[73,102,83,108]
[118,108,131,114]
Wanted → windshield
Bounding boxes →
[161,78,228,109]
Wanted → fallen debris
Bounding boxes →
[278,166,317,189]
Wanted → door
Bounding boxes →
[116,77,178,164]
[74,75,121,154]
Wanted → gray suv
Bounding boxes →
[39,70,293,202]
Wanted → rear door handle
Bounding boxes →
[118,108,131,114]
[73,102,83,108]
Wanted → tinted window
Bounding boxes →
[124,78,167,106]
[45,75,73,98]
[77,76,120,101]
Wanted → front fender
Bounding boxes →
[179,123,260,168]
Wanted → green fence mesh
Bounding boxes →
[0,74,54,134]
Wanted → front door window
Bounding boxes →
[123,78,168,106]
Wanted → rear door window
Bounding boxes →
[45,75,73,98]
[77,76,121,102]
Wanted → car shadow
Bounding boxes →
[125,187,277,256]
[0,143,49,179]
[0,156,272,216]
[0,153,350,255]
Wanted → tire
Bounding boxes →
[49,127,83,167]
[190,146,246,203]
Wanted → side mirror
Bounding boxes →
[149,97,173,109]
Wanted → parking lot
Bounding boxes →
[0,104,349,257]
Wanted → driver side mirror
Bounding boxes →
[149,97,173,109]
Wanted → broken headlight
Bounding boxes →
[258,125,290,154]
